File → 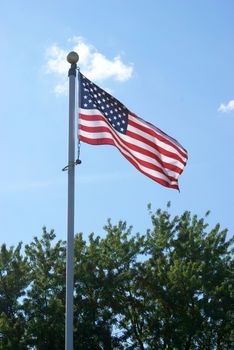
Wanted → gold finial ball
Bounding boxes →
[67,51,79,64]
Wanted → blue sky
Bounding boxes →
[1,0,234,247]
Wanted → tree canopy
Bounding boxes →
[0,205,233,349]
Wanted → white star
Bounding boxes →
[84,103,88,107]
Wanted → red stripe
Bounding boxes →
[128,116,188,159]
[80,124,109,134]
[123,136,184,174]
[79,114,184,173]
[126,129,186,167]
[80,135,178,189]
[79,111,185,189]
[79,124,174,179]
[79,124,177,183]
[80,113,104,121]
[80,124,182,175]
[80,112,186,167]
[80,135,114,146]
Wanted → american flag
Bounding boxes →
[78,72,188,189]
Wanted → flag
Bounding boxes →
[78,72,188,189]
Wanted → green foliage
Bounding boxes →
[143,208,234,349]
[23,228,66,350]
[0,207,234,349]
[0,243,29,350]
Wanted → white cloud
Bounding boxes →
[218,100,234,113]
[46,45,68,75]
[54,82,68,96]
[46,37,134,95]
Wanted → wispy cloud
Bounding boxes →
[218,100,234,113]
[46,37,134,95]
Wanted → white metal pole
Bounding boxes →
[65,51,79,350]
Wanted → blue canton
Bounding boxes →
[79,73,128,135]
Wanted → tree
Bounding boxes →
[73,230,123,350]
[141,204,234,349]
[73,220,145,350]
[0,206,233,349]
[0,243,29,350]
[99,220,146,350]
[23,228,66,350]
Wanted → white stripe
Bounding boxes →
[80,108,104,116]
[79,121,181,179]
[80,108,187,164]
[118,129,184,170]
[128,115,187,163]
[80,118,110,128]
[79,129,178,184]
[79,118,184,171]
[80,123,179,178]
[129,113,187,157]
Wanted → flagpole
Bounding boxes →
[65,51,79,350]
